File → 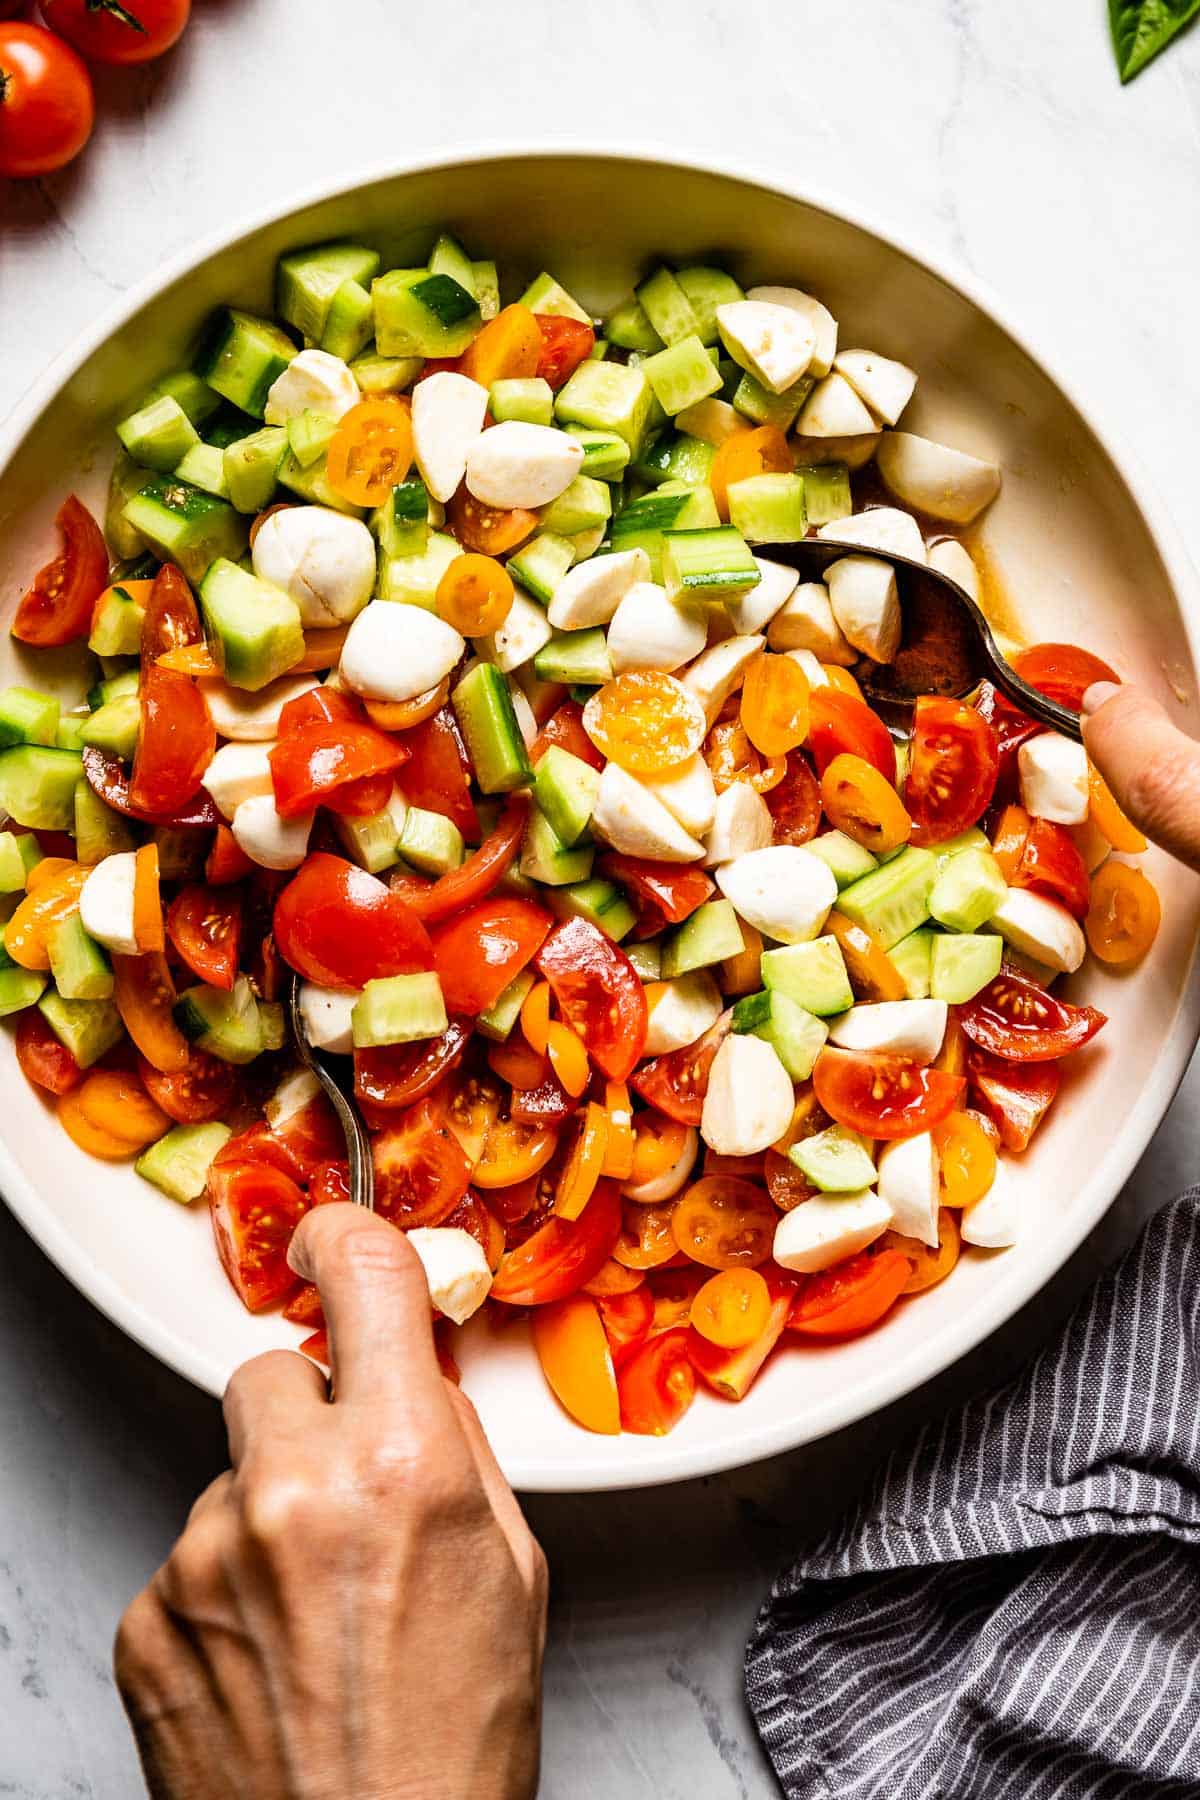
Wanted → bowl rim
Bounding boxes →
[2,140,1198,1491]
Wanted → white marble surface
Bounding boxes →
[2,1,1200,1793]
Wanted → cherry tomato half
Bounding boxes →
[788,1248,911,1338]
[490,1179,622,1305]
[430,897,552,1017]
[399,706,479,840]
[11,494,106,644]
[959,967,1106,1063]
[967,1048,1060,1152]
[268,719,407,819]
[166,883,241,991]
[371,1094,472,1228]
[813,1047,964,1139]
[535,915,647,1082]
[632,1011,731,1126]
[807,687,896,783]
[671,1176,777,1270]
[765,752,822,846]
[353,1018,473,1111]
[1012,818,1091,920]
[15,1008,83,1094]
[273,854,433,991]
[1012,643,1118,712]
[616,1327,696,1435]
[138,1049,238,1124]
[209,1161,306,1313]
[326,398,413,509]
[129,663,216,818]
[1085,861,1161,966]
[0,22,93,179]
[904,695,999,846]
[533,314,596,389]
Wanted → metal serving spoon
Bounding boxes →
[774,538,1083,742]
[287,973,374,1210]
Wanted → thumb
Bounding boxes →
[1082,682,1200,872]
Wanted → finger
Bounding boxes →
[223,1347,329,1468]
[185,1469,234,1528]
[1082,682,1200,871]
[446,1384,546,1592]
[287,1202,447,1410]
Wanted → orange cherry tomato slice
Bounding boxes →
[825,910,908,1002]
[788,1249,911,1337]
[1085,861,1161,965]
[4,864,88,969]
[613,1199,681,1270]
[519,979,552,1055]
[363,678,451,733]
[546,1021,589,1098]
[740,651,810,758]
[820,752,912,856]
[531,1292,620,1434]
[616,1326,696,1435]
[472,1113,560,1189]
[435,552,514,636]
[933,1109,997,1209]
[111,950,190,1073]
[687,1269,795,1398]
[991,802,1032,881]
[629,1110,692,1187]
[881,1208,962,1294]
[132,841,165,953]
[458,303,544,387]
[1087,762,1147,854]
[57,1088,138,1161]
[704,717,786,795]
[689,1267,772,1349]
[670,1176,777,1270]
[600,1080,635,1181]
[326,397,413,508]
[24,855,75,893]
[76,1069,170,1150]
[583,672,706,777]
[709,426,792,522]
[554,1103,611,1220]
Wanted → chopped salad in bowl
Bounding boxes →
[0,233,1162,1439]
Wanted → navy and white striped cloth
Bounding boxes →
[746,1190,1200,1799]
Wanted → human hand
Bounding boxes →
[1083,681,1200,872]
[114,1204,547,1800]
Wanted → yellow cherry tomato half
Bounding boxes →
[689,1267,772,1349]
[326,397,413,508]
[435,552,515,637]
[820,752,913,856]
[1085,861,1161,965]
[740,650,810,759]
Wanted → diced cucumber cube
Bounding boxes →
[195,308,298,418]
[564,428,631,480]
[107,452,153,560]
[38,991,123,1068]
[929,847,1007,933]
[118,395,200,474]
[805,831,879,889]
[731,987,828,1081]
[322,278,374,362]
[352,972,447,1048]
[633,432,715,489]
[477,968,537,1042]
[0,965,47,1017]
[47,911,113,1002]
[56,715,90,753]
[790,1124,876,1192]
[642,335,722,417]
[372,479,430,560]
[727,473,808,545]
[199,560,305,692]
[533,628,613,688]
[174,442,231,500]
[762,937,854,1016]
[662,525,760,601]
[0,746,83,831]
[452,662,533,795]
[518,272,591,323]
[604,297,663,355]
[533,745,600,848]
[472,260,500,321]
[276,241,381,342]
[143,369,222,429]
[74,780,136,864]
[801,462,853,525]
[930,932,1003,1004]
[625,938,662,982]
[82,694,140,760]
[0,687,59,749]
[88,668,138,710]
[507,533,575,605]
[285,410,338,471]
[332,797,405,874]
[490,378,554,427]
[373,269,481,358]
[838,846,937,950]
[378,531,462,608]
[539,475,612,537]
[0,830,40,892]
[123,478,248,586]
[276,448,365,517]
[674,266,745,345]
[397,806,464,876]
[732,369,814,434]
[635,268,700,347]
[555,361,654,452]
[932,826,992,868]
[427,233,477,294]
[350,350,423,394]
[519,804,593,886]
[174,977,266,1064]
[661,899,744,978]
[135,1121,232,1204]
[888,927,935,999]
[546,878,636,942]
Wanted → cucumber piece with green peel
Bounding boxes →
[533,745,600,848]
[0,687,59,749]
[37,991,123,1068]
[675,267,745,345]
[372,478,430,560]
[397,806,464,876]
[472,260,500,321]
[932,826,992,868]
[790,1124,876,1193]
[762,937,854,1016]
[533,627,613,688]
[635,268,700,347]
[0,965,47,1016]
[88,584,146,657]
[195,308,298,418]
[174,442,231,500]
[477,968,537,1042]
[427,233,477,294]
[377,531,462,606]
[929,847,1007,933]
[135,1121,232,1204]
[539,475,612,537]
[727,473,807,544]
[0,745,83,831]
[732,987,829,1081]
[565,427,631,481]
[106,452,152,560]
[732,369,814,433]
[74,780,136,864]
[805,831,879,889]
[141,369,222,430]
[88,669,138,710]
[47,911,113,1002]
[662,525,760,602]
[801,463,852,526]
[118,395,200,474]
[554,361,655,452]
[276,241,381,342]
[632,432,714,489]
[285,411,338,471]
[174,977,266,1065]
[518,272,591,323]
[199,560,305,692]
[350,350,423,394]
[490,377,554,427]
[276,448,365,517]
[604,297,663,355]
[546,878,636,942]
[82,694,140,760]
[0,830,40,892]
[661,899,744,978]
[930,932,1003,1004]
[321,278,374,362]
[888,926,935,999]
[452,662,533,795]
[123,477,248,585]
[642,335,722,417]
[838,846,938,950]
[495,865,537,901]
[224,427,289,514]
[519,805,594,886]
[625,938,662,982]
[56,716,90,753]
[611,486,720,581]
[373,269,481,359]
[506,533,574,605]
[352,972,447,1048]
[332,797,404,874]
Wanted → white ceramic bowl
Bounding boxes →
[1,148,1197,1492]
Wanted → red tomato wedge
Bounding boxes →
[597,854,715,929]
[1012,644,1118,711]
[353,1019,472,1111]
[530,700,603,771]
[371,1094,472,1227]
[400,795,530,924]
[807,688,896,782]
[959,968,1106,1063]
[967,1049,1060,1151]
[278,686,360,734]
[138,1049,237,1124]
[430,896,553,1016]
[11,495,107,646]
[273,854,433,991]
[271,1092,345,1179]
[765,751,822,846]
[534,314,596,389]
[128,663,216,819]
[617,1327,697,1435]
[813,1047,965,1139]
[15,1008,83,1094]
[268,720,407,819]
[141,562,202,658]
[509,1071,575,1128]
[215,1123,309,1188]
[973,681,1040,807]
[399,707,479,840]
[490,1178,622,1305]
[209,1161,307,1313]
[535,915,647,1082]
[789,1249,911,1338]
[1012,818,1091,920]
[596,1285,655,1370]
[904,695,999,846]
[82,745,220,828]
[205,823,254,886]
[632,1010,731,1126]
[166,884,241,991]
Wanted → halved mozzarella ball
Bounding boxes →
[833,349,917,426]
[960,1167,1020,1248]
[989,889,1085,974]
[298,983,358,1056]
[877,1133,940,1247]
[547,547,649,631]
[411,371,489,503]
[251,505,377,628]
[623,1127,700,1204]
[264,1067,321,1130]
[643,753,717,838]
[264,349,359,426]
[827,1000,948,1064]
[1018,732,1089,825]
[818,506,926,565]
[232,794,313,870]
[746,285,838,377]
[199,674,320,742]
[702,782,774,868]
[643,970,724,1058]
[716,845,837,943]
[766,580,856,665]
[340,601,464,702]
[464,421,583,509]
[681,634,765,725]
[726,555,800,635]
[406,1226,493,1324]
[876,431,1001,525]
[607,582,707,676]
[716,300,815,395]
[773,1189,893,1273]
[700,1033,796,1156]
[928,537,981,602]
[675,397,743,444]
[826,555,901,663]
[201,741,275,820]
[591,762,706,863]
[794,431,880,473]
[79,852,139,956]
[795,372,876,439]
[480,588,553,674]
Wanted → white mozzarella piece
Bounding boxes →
[411,371,489,503]
[298,984,359,1056]
[623,1127,699,1204]
[547,547,649,630]
[479,588,553,674]
[591,763,705,863]
[787,648,828,688]
[79,852,139,956]
[199,674,319,742]
[773,1189,893,1274]
[960,1166,1020,1249]
[607,582,707,676]
[643,971,724,1058]
[876,431,1001,525]
[716,845,837,944]
[464,421,583,509]
[928,537,981,602]
[833,349,917,426]
[264,349,359,426]
[746,285,838,377]
[989,889,1086,974]
[794,431,881,473]
[681,634,765,725]
[716,300,816,395]
[700,1033,796,1157]
[251,505,377,628]
[643,754,717,838]
[795,372,877,438]
[818,506,926,565]
[507,679,538,750]
[406,1226,494,1324]
[264,1067,321,1130]
[827,1000,948,1064]
[826,555,901,663]
[702,783,774,868]
[340,601,464,702]
[766,580,856,665]
[726,555,800,636]
[675,397,743,444]
[201,741,275,820]
[876,1134,941,1248]
[1018,732,1090,825]
[231,794,313,870]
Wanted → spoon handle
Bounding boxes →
[287,975,374,1210]
[972,611,1085,744]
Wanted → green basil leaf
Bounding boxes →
[1110,0,1200,81]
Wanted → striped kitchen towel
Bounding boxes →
[745,1189,1200,1799]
